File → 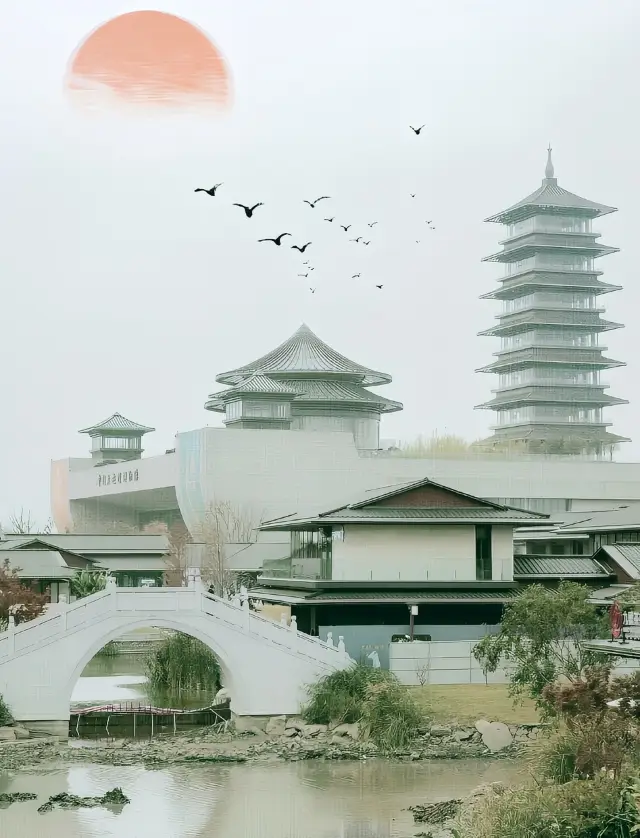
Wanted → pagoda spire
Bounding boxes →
[544,144,556,183]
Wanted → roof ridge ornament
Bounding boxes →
[544,144,557,185]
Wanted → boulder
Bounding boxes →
[429,724,452,738]
[11,725,30,740]
[474,719,491,735]
[0,727,17,741]
[479,721,513,752]
[300,724,327,737]
[332,723,360,740]
[453,728,474,742]
[265,716,287,736]
[283,727,298,738]
[285,718,306,732]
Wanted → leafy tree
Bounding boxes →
[473,582,610,715]
[70,569,108,600]
[0,559,49,630]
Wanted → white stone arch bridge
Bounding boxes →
[0,578,353,733]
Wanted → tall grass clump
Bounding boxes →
[303,663,425,750]
[145,633,221,696]
[456,776,640,838]
[0,694,12,726]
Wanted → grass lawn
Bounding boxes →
[408,684,541,725]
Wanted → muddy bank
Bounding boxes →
[0,718,544,772]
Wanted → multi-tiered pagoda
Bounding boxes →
[205,323,402,450]
[476,149,628,458]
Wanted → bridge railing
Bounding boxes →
[199,589,351,664]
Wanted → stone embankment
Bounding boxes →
[0,717,547,772]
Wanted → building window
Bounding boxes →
[476,525,492,580]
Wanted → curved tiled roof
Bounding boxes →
[206,376,402,414]
[216,324,392,387]
[485,179,617,225]
[79,413,155,435]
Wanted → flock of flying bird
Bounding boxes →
[194,125,435,295]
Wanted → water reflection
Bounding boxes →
[71,654,217,711]
[0,759,525,838]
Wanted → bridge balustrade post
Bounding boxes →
[7,616,15,654]
[326,631,334,648]
[58,595,68,631]
[106,576,117,610]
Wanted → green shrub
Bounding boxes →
[96,640,119,657]
[303,663,425,750]
[145,633,220,696]
[70,569,108,600]
[0,694,12,726]
[458,775,640,838]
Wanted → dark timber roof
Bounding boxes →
[514,556,611,578]
[78,413,155,435]
[216,324,391,387]
[249,587,519,605]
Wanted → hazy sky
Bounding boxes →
[1,0,639,524]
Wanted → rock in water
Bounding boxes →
[410,799,463,824]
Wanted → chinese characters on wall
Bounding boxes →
[97,469,139,487]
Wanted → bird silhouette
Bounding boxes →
[291,242,312,253]
[194,183,223,196]
[426,219,433,224]
[363,241,371,246]
[309,287,316,294]
[303,260,310,265]
[416,240,421,244]
[352,273,361,278]
[376,284,383,289]
[298,273,309,278]
[410,193,416,198]
[324,217,335,223]
[233,202,264,218]
[340,225,351,232]
[428,225,436,231]
[308,267,316,271]
[350,237,362,243]
[410,125,425,135]
[368,222,378,227]
[304,196,331,208]
[258,233,291,246]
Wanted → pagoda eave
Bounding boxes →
[478,318,623,338]
[482,244,619,263]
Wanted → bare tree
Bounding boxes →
[192,501,262,597]
[8,509,53,535]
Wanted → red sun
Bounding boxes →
[65,11,232,111]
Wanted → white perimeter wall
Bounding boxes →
[331,524,514,582]
[390,641,640,686]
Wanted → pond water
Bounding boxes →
[0,758,526,837]
[71,653,217,710]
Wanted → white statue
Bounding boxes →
[367,650,381,669]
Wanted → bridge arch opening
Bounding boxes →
[66,617,237,713]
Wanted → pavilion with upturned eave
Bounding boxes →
[205,323,402,449]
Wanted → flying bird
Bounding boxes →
[350,237,362,243]
[416,240,421,244]
[303,260,310,265]
[298,273,309,278]
[340,225,351,232]
[410,193,416,198]
[291,242,312,253]
[258,233,291,246]
[308,266,315,271]
[375,284,384,289]
[410,125,425,135]
[304,197,331,208]
[428,225,436,230]
[368,222,378,227]
[309,287,316,294]
[362,241,371,246]
[324,217,335,223]
[194,183,223,196]
[233,202,263,218]
[352,273,361,278]
[426,220,433,224]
